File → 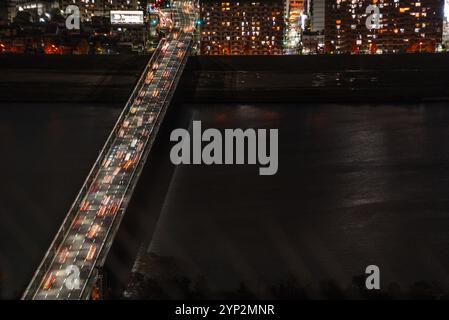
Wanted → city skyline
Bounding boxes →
[325,0,444,54]
[1,1,449,54]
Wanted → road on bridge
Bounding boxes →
[25,0,197,300]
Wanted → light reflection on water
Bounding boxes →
[136,102,449,297]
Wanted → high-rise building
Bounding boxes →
[309,0,324,32]
[301,0,325,54]
[325,0,444,54]
[444,0,449,45]
[285,1,305,53]
[200,0,285,55]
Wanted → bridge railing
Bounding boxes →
[22,40,167,300]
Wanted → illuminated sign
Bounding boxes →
[110,11,144,25]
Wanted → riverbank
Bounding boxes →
[0,54,149,103]
[1,53,449,104]
[178,53,449,103]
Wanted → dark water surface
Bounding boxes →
[2,102,449,299]
[0,103,120,299]
[131,102,449,298]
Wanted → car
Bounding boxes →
[72,217,83,230]
[42,272,56,290]
[131,138,138,148]
[102,175,112,184]
[80,200,89,212]
[130,107,137,114]
[137,141,144,152]
[58,247,70,264]
[113,167,120,176]
[108,202,119,215]
[145,72,154,84]
[97,205,107,217]
[103,158,112,168]
[101,195,111,206]
[90,183,99,193]
[85,245,97,261]
[87,224,100,239]
[122,160,133,170]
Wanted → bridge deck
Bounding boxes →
[23,1,197,300]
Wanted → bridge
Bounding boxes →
[22,0,197,300]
